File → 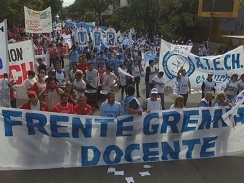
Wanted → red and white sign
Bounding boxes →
[8,40,35,85]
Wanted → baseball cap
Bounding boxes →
[28,91,37,97]
[151,88,158,94]
[208,72,213,75]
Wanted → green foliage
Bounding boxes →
[84,12,95,22]
[0,0,63,28]
[158,0,208,41]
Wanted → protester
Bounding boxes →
[32,73,46,96]
[237,74,244,92]
[145,60,158,98]
[39,78,63,111]
[170,95,185,109]
[85,63,98,90]
[198,91,213,107]
[63,81,77,105]
[152,71,165,109]
[132,60,141,98]
[214,92,231,107]
[24,70,36,93]
[118,64,128,99]
[73,71,86,98]
[122,84,142,115]
[74,95,93,115]
[53,93,74,114]
[142,88,162,113]
[8,75,18,108]
[21,91,49,111]
[102,66,118,91]
[224,74,238,101]
[100,92,122,117]
[54,62,66,90]
[201,72,216,106]
[37,58,46,73]
[69,45,79,69]
[177,66,191,107]
[69,63,81,83]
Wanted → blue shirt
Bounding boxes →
[100,101,122,117]
[70,50,79,63]
[198,98,209,107]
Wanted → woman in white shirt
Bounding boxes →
[132,60,141,97]
[224,74,238,102]
[152,71,165,109]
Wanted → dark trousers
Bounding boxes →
[180,93,188,107]
[133,76,140,97]
[11,99,16,108]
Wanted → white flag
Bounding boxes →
[222,90,244,127]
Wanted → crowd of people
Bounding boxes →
[1,26,244,118]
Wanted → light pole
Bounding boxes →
[208,0,216,43]
[56,14,60,23]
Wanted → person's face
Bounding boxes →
[39,70,45,76]
[29,74,35,79]
[56,63,61,69]
[79,97,87,106]
[106,69,110,74]
[181,69,186,76]
[151,93,158,100]
[108,94,115,104]
[89,64,93,70]
[150,61,155,66]
[219,95,226,103]
[207,74,213,80]
[66,85,72,92]
[61,96,69,105]
[38,75,43,81]
[232,76,237,82]
[76,73,81,80]
[206,94,213,101]
[72,65,77,70]
[29,95,37,104]
[176,98,184,106]
[49,81,55,89]
[158,73,164,78]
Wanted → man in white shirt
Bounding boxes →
[86,63,98,90]
[142,88,162,113]
[73,71,86,98]
[177,66,191,107]
[102,66,118,91]
[69,63,82,82]
[152,71,165,109]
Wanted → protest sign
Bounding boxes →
[24,6,52,33]
[8,40,35,85]
[92,27,103,47]
[106,27,117,47]
[0,106,243,170]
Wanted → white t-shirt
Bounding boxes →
[118,69,127,86]
[73,79,86,97]
[152,75,165,93]
[178,76,189,94]
[102,72,118,91]
[86,69,98,89]
[146,98,162,112]
[132,66,141,77]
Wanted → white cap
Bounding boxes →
[151,88,158,94]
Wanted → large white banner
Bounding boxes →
[8,40,35,85]
[0,20,10,107]
[0,20,8,76]
[0,106,244,170]
[159,39,243,91]
[24,6,52,33]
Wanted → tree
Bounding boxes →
[158,0,208,42]
[107,6,143,31]
[84,12,95,22]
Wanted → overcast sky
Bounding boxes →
[62,0,75,7]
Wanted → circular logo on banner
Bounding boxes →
[162,51,195,79]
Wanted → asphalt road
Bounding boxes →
[3,57,244,183]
